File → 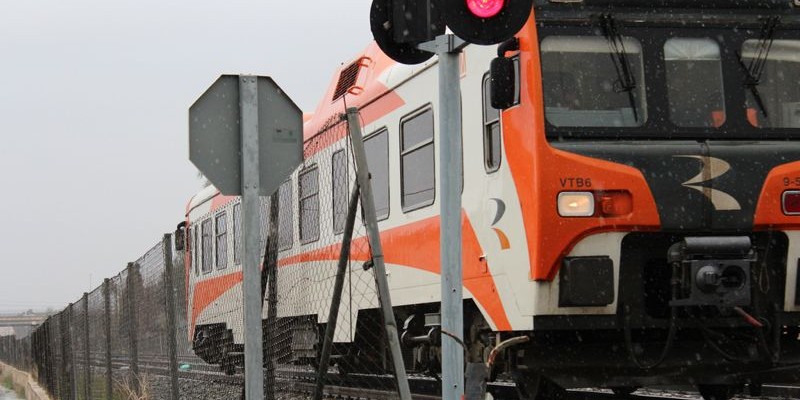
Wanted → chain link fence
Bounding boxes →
[260,112,404,399]
[0,112,409,399]
[0,334,31,372]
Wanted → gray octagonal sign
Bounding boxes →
[189,75,302,196]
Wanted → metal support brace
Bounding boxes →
[313,185,362,400]
[103,278,112,400]
[162,234,180,400]
[239,75,265,400]
[420,34,467,400]
[346,107,412,400]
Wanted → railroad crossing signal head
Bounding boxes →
[443,0,533,46]
[370,0,446,64]
[370,0,533,64]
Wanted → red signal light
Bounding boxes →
[783,190,800,215]
[466,0,504,18]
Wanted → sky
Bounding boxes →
[0,0,371,313]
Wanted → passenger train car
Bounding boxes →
[181,1,800,398]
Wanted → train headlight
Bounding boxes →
[557,192,595,217]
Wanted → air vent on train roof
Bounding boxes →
[332,58,368,101]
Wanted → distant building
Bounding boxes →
[0,327,14,337]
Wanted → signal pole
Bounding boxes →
[239,76,264,400]
[421,33,468,400]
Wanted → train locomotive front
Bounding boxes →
[503,1,800,398]
[181,1,800,398]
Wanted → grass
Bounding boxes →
[113,374,151,400]
[1,375,12,390]
[75,371,139,400]
[1,375,25,398]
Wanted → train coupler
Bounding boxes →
[667,236,755,309]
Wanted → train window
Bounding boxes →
[541,36,646,127]
[193,226,199,276]
[201,219,213,274]
[233,203,241,265]
[332,150,348,233]
[278,179,294,250]
[741,39,800,129]
[215,212,227,270]
[482,74,502,173]
[364,129,390,220]
[299,166,320,244]
[401,108,435,211]
[665,38,725,128]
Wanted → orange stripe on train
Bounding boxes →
[278,212,512,331]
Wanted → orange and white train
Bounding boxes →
[180,1,800,398]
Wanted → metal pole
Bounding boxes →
[240,75,265,400]
[103,278,112,400]
[162,234,180,400]
[436,34,465,399]
[82,293,91,400]
[346,108,412,400]
[313,185,361,400]
[127,262,140,395]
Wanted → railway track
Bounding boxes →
[77,354,800,400]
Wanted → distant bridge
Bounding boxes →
[0,314,49,338]
[0,315,47,327]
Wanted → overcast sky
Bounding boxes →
[0,0,371,313]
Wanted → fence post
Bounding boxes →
[162,234,180,400]
[53,316,63,398]
[70,304,78,400]
[264,194,279,400]
[83,292,91,400]
[103,278,113,400]
[44,318,54,396]
[126,262,140,395]
[60,306,75,400]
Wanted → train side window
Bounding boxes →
[201,219,213,274]
[193,226,199,276]
[482,74,502,173]
[233,203,241,265]
[332,150,348,233]
[299,166,320,244]
[364,128,390,220]
[278,179,294,250]
[215,212,228,270]
[401,108,435,211]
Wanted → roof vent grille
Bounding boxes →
[332,59,365,101]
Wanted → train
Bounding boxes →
[178,1,800,399]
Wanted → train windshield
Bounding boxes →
[541,36,646,128]
[741,39,800,129]
[664,38,726,128]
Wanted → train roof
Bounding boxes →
[186,184,220,216]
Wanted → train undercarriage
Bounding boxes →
[191,232,800,399]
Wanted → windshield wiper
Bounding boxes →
[737,16,780,119]
[599,13,639,123]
